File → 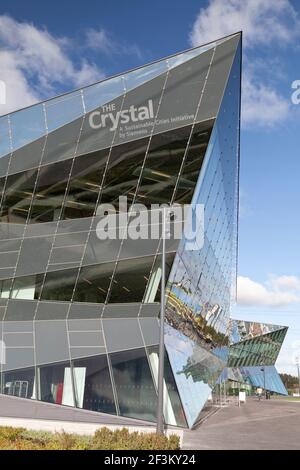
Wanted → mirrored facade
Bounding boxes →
[219,319,288,396]
[0,33,243,428]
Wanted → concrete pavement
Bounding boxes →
[183,398,300,450]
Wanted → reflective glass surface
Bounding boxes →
[0,116,11,158]
[163,41,241,426]
[2,367,35,399]
[110,348,157,421]
[0,169,38,223]
[0,254,172,305]
[239,366,288,396]
[107,256,154,303]
[40,360,74,406]
[124,61,168,92]
[148,345,187,427]
[45,92,84,132]
[83,76,124,113]
[73,355,116,413]
[228,327,288,367]
[10,104,46,151]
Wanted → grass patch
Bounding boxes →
[273,396,300,402]
[0,426,180,450]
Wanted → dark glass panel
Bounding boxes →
[173,122,213,205]
[29,159,72,223]
[40,361,73,406]
[99,137,149,208]
[63,149,109,220]
[11,274,43,300]
[1,255,167,304]
[73,262,114,304]
[148,346,187,427]
[2,367,35,399]
[0,169,37,223]
[110,348,157,421]
[40,268,79,301]
[108,256,154,303]
[0,278,12,299]
[73,355,116,414]
[135,127,191,205]
[2,274,43,300]
[153,253,176,302]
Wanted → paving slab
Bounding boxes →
[183,399,300,450]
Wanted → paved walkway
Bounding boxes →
[183,399,300,450]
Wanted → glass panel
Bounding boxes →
[163,42,241,427]
[0,116,11,158]
[10,104,46,151]
[62,149,109,220]
[168,42,216,69]
[83,76,124,113]
[74,262,114,304]
[110,348,157,421]
[144,253,176,303]
[3,255,169,304]
[135,127,190,206]
[173,122,213,204]
[2,367,35,398]
[153,48,215,136]
[0,168,38,223]
[239,366,288,396]
[99,137,149,208]
[0,279,11,299]
[29,159,72,223]
[148,346,187,427]
[40,361,74,406]
[73,355,116,414]
[124,60,168,92]
[45,92,84,132]
[108,256,154,304]
[10,275,37,300]
[9,274,43,300]
[40,268,79,301]
[228,329,287,368]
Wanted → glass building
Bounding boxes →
[220,320,288,396]
[0,33,243,428]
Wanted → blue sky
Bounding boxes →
[0,0,299,374]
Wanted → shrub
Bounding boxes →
[0,425,180,450]
[92,427,180,450]
[0,426,25,441]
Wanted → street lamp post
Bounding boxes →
[156,208,166,435]
[261,366,266,399]
[296,357,300,397]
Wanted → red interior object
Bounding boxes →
[56,382,64,404]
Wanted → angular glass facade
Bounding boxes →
[228,320,288,368]
[0,33,243,428]
[220,319,288,396]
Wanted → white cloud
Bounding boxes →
[0,15,104,115]
[85,28,113,53]
[190,0,299,48]
[269,275,300,293]
[237,275,300,307]
[190,0,299,128]
[242,75,290,127]
[85,28,142,58]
